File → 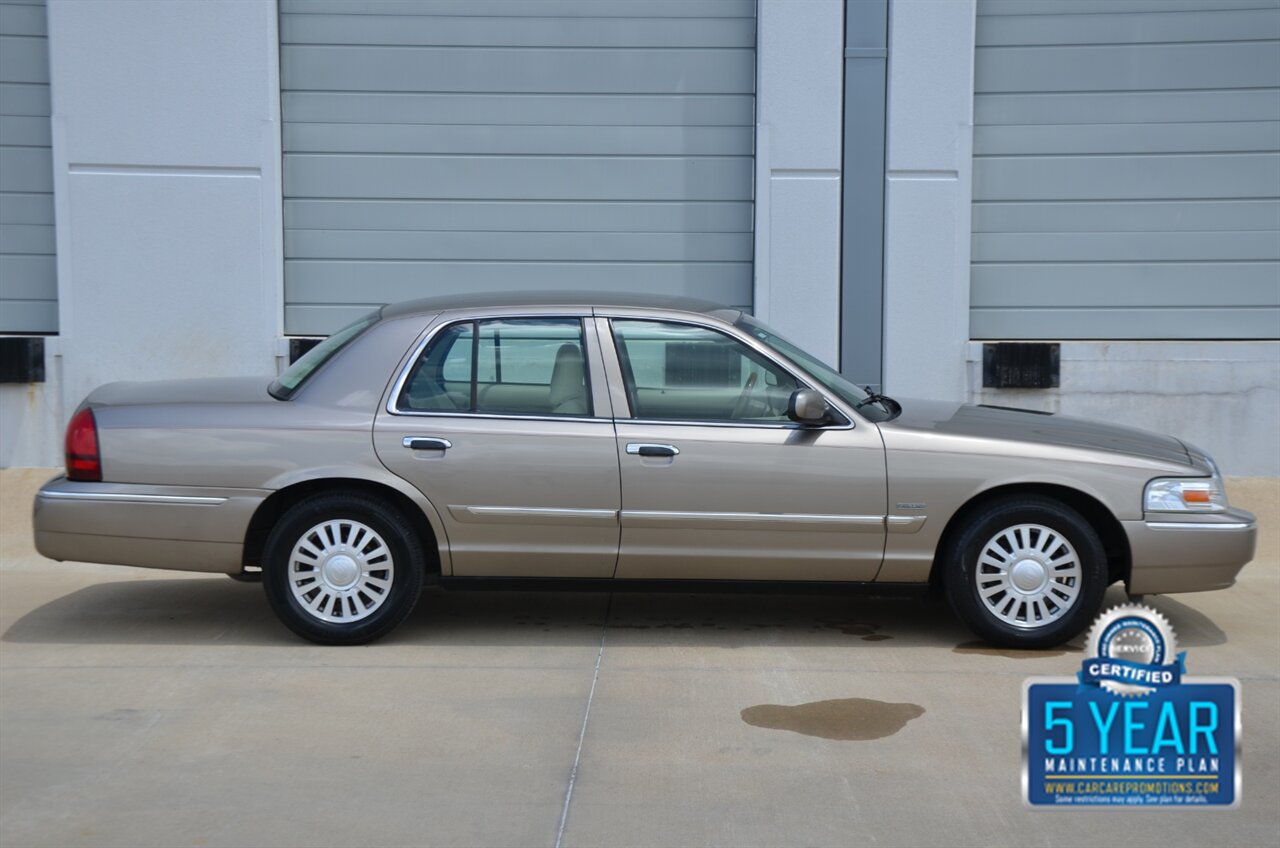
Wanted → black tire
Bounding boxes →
[942,495,1108,649]
[262,492,425,645]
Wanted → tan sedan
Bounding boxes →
[33,294,1257,646]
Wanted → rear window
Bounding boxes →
[269,312,378,400]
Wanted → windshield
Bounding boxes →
[734,314,894,422]
[269,312,379,400]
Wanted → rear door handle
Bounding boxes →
[403,437,452,451]
[626,443,679,458]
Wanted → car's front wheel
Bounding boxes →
[262,493,425,645]
[942,495,1108,648]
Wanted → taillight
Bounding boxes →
[65,408,101,482]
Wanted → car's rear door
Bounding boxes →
[596,313,887,581]
[374,310,620,577]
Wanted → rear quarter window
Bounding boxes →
[269,313,379,400]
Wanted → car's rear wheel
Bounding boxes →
[942,495,1107,649]
[262,493,424,645]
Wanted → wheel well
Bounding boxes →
[927,483,1130,592]
[242,478,442,578]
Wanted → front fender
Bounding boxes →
[877,447,1147,583]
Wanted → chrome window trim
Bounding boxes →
[390,410,610,424]
[39,491,228,506]
[387,320,448,416]
[386,309,860,431]
[385,315,606,420]
[392,410,849,430]
[620,417,850,432]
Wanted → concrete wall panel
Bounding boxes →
[765,176,842,365]
[754,0,844,366]
[59,171,273,405]
[882,0,977,401]
[0,0,286,466]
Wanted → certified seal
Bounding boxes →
[1080,603,1184,696]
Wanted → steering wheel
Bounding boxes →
[730,372,759,420]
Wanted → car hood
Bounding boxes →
[84,376,274,409]
[877,399,1194,468]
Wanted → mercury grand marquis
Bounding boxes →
[34,294,1257,646]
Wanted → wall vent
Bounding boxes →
[288,338,322,364]
[0,337,45,383]
[982,342,1059,389]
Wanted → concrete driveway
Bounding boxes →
[1,468,1277,848]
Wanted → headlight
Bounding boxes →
[1144,476,1227,513]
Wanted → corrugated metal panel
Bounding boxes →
[280,0,756,335]
[971,0,1280,340]
[0,0,56,333]
[979,0,1278,14]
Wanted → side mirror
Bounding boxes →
[787,388,829,425]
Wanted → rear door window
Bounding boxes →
[397,318,591,417]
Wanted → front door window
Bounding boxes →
[610,319,799,423]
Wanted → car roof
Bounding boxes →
[379,290,741,321]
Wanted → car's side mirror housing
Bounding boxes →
[787,388,830,425]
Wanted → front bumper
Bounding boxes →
[1123,506,1258,594]
[33,476,267,574]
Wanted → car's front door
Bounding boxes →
[598,315,887,581]
[374,313,620,577]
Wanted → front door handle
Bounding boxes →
[403,437,452,451]
[625,443,679,458]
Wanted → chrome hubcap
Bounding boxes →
[975,523,1082,629]
[288,519,394,623]
[1010,559,1047,593]
[321,554,360,590]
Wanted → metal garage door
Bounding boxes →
[971,0,1280,340]
[280,0,756,336]
[0,0,56,333]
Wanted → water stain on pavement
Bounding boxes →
[740,698,925,741]
[952,641,1083,658]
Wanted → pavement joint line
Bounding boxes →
[555,593,613,848]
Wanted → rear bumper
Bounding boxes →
[1123,507,1258,594]
[33,476,267,574]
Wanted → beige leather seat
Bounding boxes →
[548,343,587,415]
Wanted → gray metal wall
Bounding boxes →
[0,0,56,333]
[971,0,1280,340]
[840,0,887,389]
[279,0,756,335]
